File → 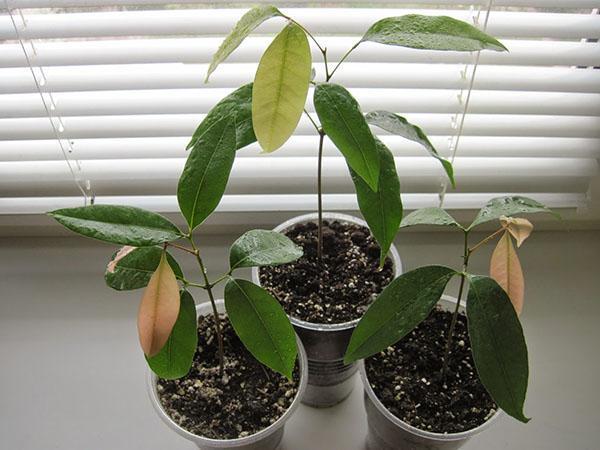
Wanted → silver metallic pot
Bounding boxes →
[147,300,308,450]
[360,296,502,450]
[252,212,402,408]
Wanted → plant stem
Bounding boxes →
[328,41,360,80]
[188,237,225,377]
[284,16,326,55]
[166,241,197,255]
[304,109,320,133]
[183,280,207,290]
[441,230,470,378]
[317,130,325,263]
[468,227,505,255]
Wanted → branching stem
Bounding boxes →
[441,230,470,378]
[188,236,225,377]
[166,241,197,255]
[317,130,325,263]
[468,227,505,255]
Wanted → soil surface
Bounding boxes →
[366,308,497,434]
[259,220,394,324]
[157,314,299,440]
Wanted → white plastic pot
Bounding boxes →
[252,212,402,408]
[147,299,308,450]
[360,296,502,450]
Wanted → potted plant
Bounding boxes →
[48,114,310,449]
[344,196,556,449]
[204,5,507,406]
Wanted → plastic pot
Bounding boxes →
[252,212,402,408]
[147,299,308,450]
[359,296,502,450]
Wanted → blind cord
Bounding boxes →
[3,0,94,205]
[438,0,494,208]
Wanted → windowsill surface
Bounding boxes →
[0,230,598,449]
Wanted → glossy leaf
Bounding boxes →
[401,207,462,229]
[490,231,525,315]
[105,246,184,291]
[146,290,198,379]
[315,83,379,190]
[138,252,181,357]
[469,196,555,230]
[466,275,530,423]
[366,110,454,187]
[229,229,303,271]
[205,6,283,82]
[500,216,534,248]
[349,138,401,266]
[48,205,181,246]
[344,266,457,363]
[186,83,255,151]
[361,14,507,52]
[252,22,312,152]
[178,119,236,231]
[224,278,297,379]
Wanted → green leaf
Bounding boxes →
[366,110,455,187]
[466,275,530,423]
[252,22,312,152]
[146,290,198,379]
[468,196,556,230]
[401,207,462,229]
[224,278,297,379]
[349,138,401,266]
[205,6,283,82]
[361,14,507,52]
[48,205,181,246]
[314,83,380,191]
[177,119,236,231]
[229,229,303,271]
[105,247,184,291]
[344,266,456,363]
[186,83,255,151]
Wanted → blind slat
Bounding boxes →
[6,0,599,9]
[2,136,599,161]
[2,38,599,68]
[0,193,585,217]
[3,89,599,118]
[2,9,599,40]
[2,64,600,95]
[1,157,595,197]
[2,114,599,140]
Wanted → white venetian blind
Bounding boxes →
[0,0,598,222]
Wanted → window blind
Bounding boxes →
[0,0,598,226]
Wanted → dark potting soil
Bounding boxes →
[259,220,394,324]
[366,308,497,434]
[157,314,299,440]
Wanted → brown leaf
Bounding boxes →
[137,252,180,356]
[500,216,534,247]
[106,245,136,273]
[490,231,524,315]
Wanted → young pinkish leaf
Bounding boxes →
[500,216,534,248]
[146,290,197,379]
[138,252,181,357]
[490,231,524,315]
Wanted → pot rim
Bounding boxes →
[359,294,503,442]
[147,299,309,447]
[251,212,403,332]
